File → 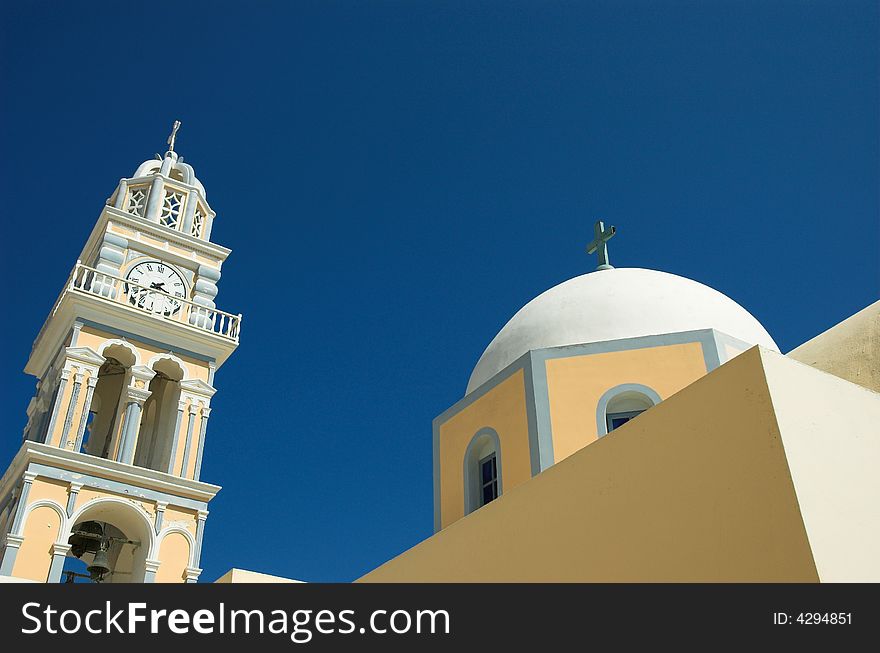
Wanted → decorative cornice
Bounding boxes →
[179,378,217,398]
[0,442,220,505]
[64,346,106,368]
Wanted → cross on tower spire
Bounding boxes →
[166,120,181,154]
[586,220,616,271]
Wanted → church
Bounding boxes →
[0,129,877,583]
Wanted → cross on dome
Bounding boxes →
[586,220,616,271]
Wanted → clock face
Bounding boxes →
[124,260,188,315]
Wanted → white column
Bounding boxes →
[65,482,83,518]
[144,176,165,223]
[193,509,208,568]
[0,471,38,575]
[180,404,198,479]
[154,501,168,535]
[116,387,151,465]
[73,373,99,452]
[60,371,84,448]
[44,369,70,445]
[167,400,187,475]
[47,543,72,583]
[193,406,211,481]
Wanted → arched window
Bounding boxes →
[597,384,662,437]
[134,357,184,472]
[83,343,137,459]
[463,428,503,515]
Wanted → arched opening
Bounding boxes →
[83,344,136,460]
[463,428,503,515]
[65,501,153,584]
[598,384,662,436]
[134,357,184,472]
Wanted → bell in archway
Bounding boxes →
[87,546,112,583]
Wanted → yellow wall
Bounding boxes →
[28,477,69,506]
[361,348,819,582]
[77,326,211,382]
[545,343,707,461]
[163,507,198,536]
[155,532,190,583]
[13,506,61,582]
[438,369,532,529]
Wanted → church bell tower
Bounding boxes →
[0,123,240,583]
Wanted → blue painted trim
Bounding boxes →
[527,351,555,473]
[595,383,663,437]
[78,319,216,364]
[0,542,20,575]
[47,552,66,583]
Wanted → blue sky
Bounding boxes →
[0,1,877,582]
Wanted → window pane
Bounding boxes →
[482,484,495,505]
[481,456,496,484]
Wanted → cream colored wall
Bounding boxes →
[545,342,708,461]
[788,300,879,393]
[360,348,819,582]
[765,351,880,581]
[724,343,747,363]
[215,568,302,583]
[438,369,532,529]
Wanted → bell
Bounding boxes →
[69,521,104,558]
[87,547,112,583]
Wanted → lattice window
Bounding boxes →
[126,187,147,217]
[160,190,185,229]
[191,206,205,238]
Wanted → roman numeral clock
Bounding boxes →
[0,123,241,584]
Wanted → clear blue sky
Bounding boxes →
[1,1,877,582]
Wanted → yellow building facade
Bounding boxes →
[0,128,240,583]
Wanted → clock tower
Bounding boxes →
[0,125,240,583]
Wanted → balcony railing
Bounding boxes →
[55,262,241,341]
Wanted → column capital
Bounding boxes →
[51,543,72,556]
[68,482,84,493]
[5,534,24,548]
[59,368,72,381]
[126,387,152,405]
[197,509,209,521]
[200,406,212,419]
[85,375,100,389]
[22,471,38,484]
[144,559,162,573]
[156,501,169,511]
[184,566,203,582]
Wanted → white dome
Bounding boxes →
[467,267,778,394]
